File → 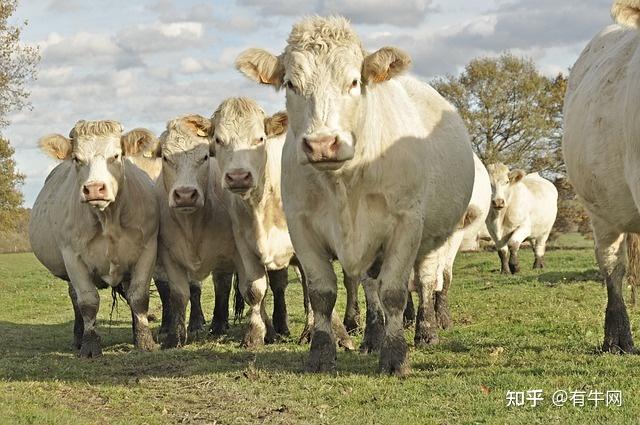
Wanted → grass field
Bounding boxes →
[1,234,640,424]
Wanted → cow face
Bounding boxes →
[211,98,287,198]
[235,16,411,171]
[39,121,156,211]
[487,163,525,210]
[158,115,213,213]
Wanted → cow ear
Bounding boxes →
[363,47,412,84]
[509,169,526,184]
[121,128,158,156]
[265,111,288,138]
[182,114,212,138]
[39,134,72,160]
[236,48,284,88]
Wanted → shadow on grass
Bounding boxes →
[537,269,601,285]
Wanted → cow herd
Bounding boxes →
[25,3,640,376]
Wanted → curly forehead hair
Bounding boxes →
[486,163,510,177]
[287,15,363,52]
[213,97,265,122]
[70,120,123,139]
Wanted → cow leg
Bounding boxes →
[155,279,172,336]
[62,251,102,358]
[67,283,84,350]
[403,292,415,329]
[507,226,530,274]
[268,268,290,337]
[126,240,158,351]
[188,280,206,334]
[360,259,385,353]
[593,219,633,353]
[343,268,361,334]
[297,263,314,344]
[532,235,548,269]
[435,264,453,330]
[377,218,422,377]
[160,253,189,348]
[239,273,272,347]
[414,260,438,348]
[210,271,233,336]
[497,245,510,274]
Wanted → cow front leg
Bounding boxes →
[188,280,206,334]
[532,235,549,269]
[507,226,530,274]
[343,269,361,333]
[497,245,510,274]
[239,274,272,348]
[268,268,290,336]
[126,241,158,351]
[377,216,422,377]
[161,253,189,348]
[62,251,102,358]
[210,271,233,336]
[593,219,633,353]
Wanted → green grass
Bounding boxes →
[1,236,640,424]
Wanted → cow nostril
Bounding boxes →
[189,190,198,201]
[225,173,234,183]
[243,172,252,182]
[82,186,90,195]
[302,137,312,153]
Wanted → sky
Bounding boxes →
[5,0,612,207]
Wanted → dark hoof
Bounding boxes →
[379,336,410,377]
[500,268,511,275]
[533,258,544,269]
[337,334,356,351]
[273,322,291,337]
[72,335,82,351]
[306,331,337,372]
[136,329,159,352]
[509,262,520,274]
[360,323,384,353]
[343,315,361,334]
[161,329,186,349]
[603,307,634,353]
[79,331,102,358]
[187,318,206,334]
[243,328,266,349]
[209,320,229,337]
[414,324,439,348]
[403,310,415,329]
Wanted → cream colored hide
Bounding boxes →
[406,154,491,345]
[211,97,355,348]
[236,16,475,376]
[30,121,160,357]
[485,163,558,274]
[562,0,640,353]
[154,115,240,348]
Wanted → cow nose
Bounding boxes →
[82,181,107,200]
[225,170,253,189]
[173,186,199,207]
[302,135,340,162]
[492,199,505,209]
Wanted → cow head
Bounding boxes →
[158,115,213,213]
[235,16,411,171]
[486,163,526,211]
[39,120,156,211]
[211,97,287,198]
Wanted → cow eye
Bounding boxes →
[215,137,223,146]
[72,155,82,165]
[202,154,209,162]
[257,136,265,144]
[351,79,359,88]
[285,80,298,94]
[109,153,120,163]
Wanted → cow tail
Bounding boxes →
[233,272,245,323]
[627,233,640,307]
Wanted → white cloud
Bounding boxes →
[116,21,204,54]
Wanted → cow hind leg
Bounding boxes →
[360,260,385,353]
[188,281,206,334]
[343,269,361,334]
[403,292,415,329]
[210,272,233,336]
[414,257,439,348]
[593,219,634,353]
[435,265,453,330]
[155,279,172,336]
[268,268,290,337]
[532,236,548,269]
[68,283,84,350]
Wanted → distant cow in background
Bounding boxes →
[30,120,160,357]
[563,0,640,353]
[485,163,558,274]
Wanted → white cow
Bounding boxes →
[154,115,241,348]
[126,143,231,337]
[485,163,558,274]
[406,154,491,346]
[30,120,159,357]
[236,16,475,375]
[563,0,640,352]
[211,97,355,348]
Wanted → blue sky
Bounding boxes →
[6,0,611,206]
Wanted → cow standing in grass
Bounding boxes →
[127,142,235,337]
[30,120,159,357]
[563,0,640,353]
[211,97,355,348]
[485,163,558,274]
[236,16,475,375]
[154,115,241,348]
